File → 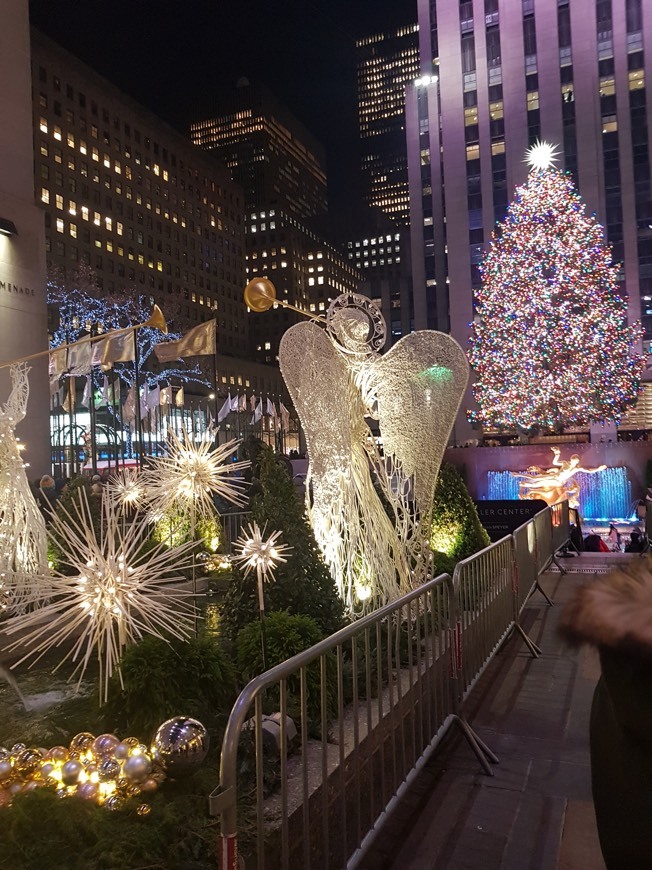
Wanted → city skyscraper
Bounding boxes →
[191,81,328,222]
[192,82,360,364]
[407,0,650,436]
[357,24,420,227]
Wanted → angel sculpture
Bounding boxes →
[0,364,49,612]
[512,446,606,509]
[255,285,468,615]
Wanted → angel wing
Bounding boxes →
[279,320,354,497]
[371,331,469,515]
[0,363,29,424]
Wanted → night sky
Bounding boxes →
[29,0,417,211]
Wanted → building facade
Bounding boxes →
[0,1,50,472]
[190,81,328,222]
[191,82,360,363]
[31,30,249,359]
[407,0,651,434]
[357,24,420,226]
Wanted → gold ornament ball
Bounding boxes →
[98,758,120,781]
[48,746,69,763]
[14,748,43,776]
[8,782,22,796]
[0,748,9,761]
[244,276,277,312]
[152,717,209,778]
[136,803,151,817]
[115,776,130,791]
[70,732,95,753]
[0,760,13,782]
[40,762,55,778]
[127,784,142,798]
[140,777,158,793]
[104,794,126,812]
[61,759,83,786]
[92,734,120,756]
[123,737,140,748]
[44,776,59,789]
[56,787,67,799]
[10,743,26,755]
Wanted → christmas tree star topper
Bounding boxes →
[525,140,559,172]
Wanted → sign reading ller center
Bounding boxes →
[474,499,547,542]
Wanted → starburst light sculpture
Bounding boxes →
[233,521,291,603]
[3,488,198,702]
[105,467,146,511]
[0,364,49,613]
[141,427,248,523]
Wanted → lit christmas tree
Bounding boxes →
[468,142,644,433]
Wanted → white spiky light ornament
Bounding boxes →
[105,467,146,511]
[3,488,198,702]
[141,427,248,521]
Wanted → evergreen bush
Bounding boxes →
[430,463,490,563]
[236,611,335,726]
[101,634,236,738]
[221,447,345,645]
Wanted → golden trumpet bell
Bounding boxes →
[143,304,168,334]
[244,277,277,312]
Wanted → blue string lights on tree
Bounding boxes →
[468,142,645,434]
[47,266,209,393]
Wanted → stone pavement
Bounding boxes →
[359,555,620,870]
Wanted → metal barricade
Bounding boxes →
[549,501,570,553]
[211,502,567,868]
[211,575,457,870]
[452,537,514,703]
[220,511,252,553]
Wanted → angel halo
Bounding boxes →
[246,279,469,615]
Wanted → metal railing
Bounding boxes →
[220,510,252,553]
[211,503,569,869]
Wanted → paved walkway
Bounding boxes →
[361,556,618,870]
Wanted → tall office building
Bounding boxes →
[357,24,420,226]
[407,0,651,435]
[32,30,249,358]
[192,82,360,363]
[191,81,328,221]
[30,31,290,415]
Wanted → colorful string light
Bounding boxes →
[468,163,644,432]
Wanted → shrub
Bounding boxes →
[236,611,335,727]
[221,447,345,646]
[430,463,490,562]
[101,634,237,738]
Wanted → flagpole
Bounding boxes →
[133,334,143,470]
[211,321,219,429]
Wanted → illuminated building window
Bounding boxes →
[41,188,49,204]
[39,117,48,133]
[55,193,64,210]
[56,218,64,233]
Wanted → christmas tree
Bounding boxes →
[468,142,644,433]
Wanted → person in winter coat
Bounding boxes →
[559,561,652,870]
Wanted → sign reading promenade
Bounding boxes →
[474,499,547,542]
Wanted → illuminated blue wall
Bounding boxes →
[486,466,632,520]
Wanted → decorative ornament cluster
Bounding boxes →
[0,716,208,814]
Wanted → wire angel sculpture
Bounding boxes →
[3,487,198,703]
[0,364,49,613]
[278,292,469,614]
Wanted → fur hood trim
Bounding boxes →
[560,559,652,659]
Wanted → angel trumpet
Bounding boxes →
[244,277,326,324]
[0,304,168,370]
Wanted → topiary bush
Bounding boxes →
[236,610,336,727]
[101,634,237,738]
[221,446,345,646]
[430,463,490,563]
